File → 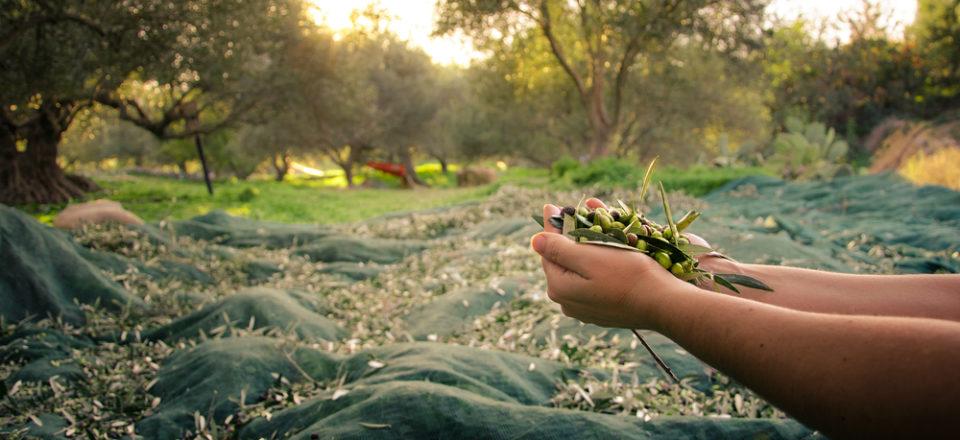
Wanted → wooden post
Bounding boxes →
[185,103,213,195]
[194,133,214,195]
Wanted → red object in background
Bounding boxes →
[366,161,406,178]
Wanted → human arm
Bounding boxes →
[533,204,960,438]
[698,256,960,321]
[583,197,960,322]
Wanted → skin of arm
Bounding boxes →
[533,203,960,438]
[697,256,960,322]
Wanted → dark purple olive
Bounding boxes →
[626,233,638,246]
[562,206,576,217]
[610,210,621,221]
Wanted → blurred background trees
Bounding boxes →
[3,0,959,204]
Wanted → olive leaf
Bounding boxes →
[623,218,643,234]
[678,243,714,256]
[607,228,628,243]
[712,274,741,294]
[658,181,679,245]
[575,213,593,227]
[578,240,643,252]
[715,273,774,291]
[548,216,564,229]
[531,213,544,227]
[635,234,686,258]
[639,156,658,202]
[675,210,701,232]
[617,199,632,216]
[568,228,626,244]
[360,422,392,430]
[562,214,576,235]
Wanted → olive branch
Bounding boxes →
[534,158,773,382]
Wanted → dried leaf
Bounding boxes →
[360,422,391,430]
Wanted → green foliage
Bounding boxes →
[553,159,771,196]
[567,158,639,187]
[912,0,960,105]
[551,157,581,178]
[770,117,851,180]
[437,0,768,160]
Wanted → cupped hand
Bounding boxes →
[531,201,697,330]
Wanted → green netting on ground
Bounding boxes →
[3,175,958,438]
[291,237,426,264]
[0,328,93,385]
[403,277,528,339]
[0,205,144,325]
[241,381,812,440]
[145,288,346,342]
[697,174,959,272]
[138,338,814,439]
[137,337,341,438]
[171,210,334,248]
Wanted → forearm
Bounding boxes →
[653,284,960,438]
[699,257,960,321]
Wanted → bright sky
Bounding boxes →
[307,0,918,66]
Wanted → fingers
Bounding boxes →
[543,204,561,234]
[683,232,710,248]
[585,198,607,209]
[531,232,594,278]
[542,257,588,298]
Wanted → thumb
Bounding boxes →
[531,232,591,278]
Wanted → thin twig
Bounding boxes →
[631,329,679,383]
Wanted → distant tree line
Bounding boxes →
[2,0,958,204]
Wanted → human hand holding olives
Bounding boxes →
[532,199,960,439]
[532,202,700,331]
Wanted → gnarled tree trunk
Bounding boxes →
[399,147,426,188]
[271,151,290,182]
[0,107,98,205]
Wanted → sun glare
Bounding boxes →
[307,1,916,65]
[307,0,479,66]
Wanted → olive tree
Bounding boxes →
[0,0,303,204]
[436,0,768,159]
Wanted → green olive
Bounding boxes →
[670,262,685,276]
[654,251,672,269]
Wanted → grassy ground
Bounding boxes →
[46,174,501,224]
[24,164,769,225]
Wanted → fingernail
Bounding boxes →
[531,233,547,254]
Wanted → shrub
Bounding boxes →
[899,147,960,190]
[551,156,581,178]
[770,117,851,180]
[567,157,640,186]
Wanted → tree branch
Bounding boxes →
[0,10,107,52]
[538,2,588,101]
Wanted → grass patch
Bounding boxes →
[27,174,497,224]
[20,162,760,225]
[553,157,773,196]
